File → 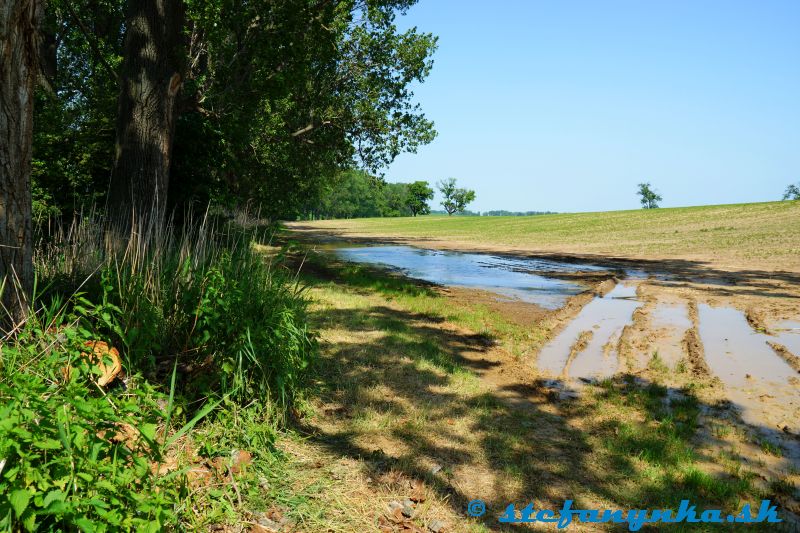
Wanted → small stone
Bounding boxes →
[778,421,791,433]
[558,390,580,401]
[387,500,403,512]
[253,514,283,532]
[745,374,752,379]
[401,505,415,518]
[402,498,415,508]
[430,464,442,475]
[428,519,446,532]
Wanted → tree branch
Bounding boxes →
[66,3,119,83]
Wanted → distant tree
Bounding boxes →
[317,170,383,219]
[637,182,662,209]
[482,210,556,216]
[382,182,412,217]
[783,183,800,200]
[406,181,434,217]
[437,178,476,215]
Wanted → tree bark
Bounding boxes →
[108,0,185,237]
[0,0,42,324]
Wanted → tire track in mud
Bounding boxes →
[530,277,616,367]
[615,283,658,373]
[768,341,800,375]
[562,330,593,378]
[683,299,714,379]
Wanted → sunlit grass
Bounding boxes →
[291,200,800,269]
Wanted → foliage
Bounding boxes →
[637,182,662,209]
[315,170,385,219]
[0,215,317,529]
[406,181,434,217]
[437,178,476,215]
[783,182,800,200]
[35,215,316,408]
[0,288,179,531]
[311,170,416,219]
[482,210,556,216]
[31,0,123,218]
[32,0,438,221]
[0,372,177,531]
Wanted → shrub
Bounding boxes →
[0,212,316,530]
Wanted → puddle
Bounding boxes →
[697,304,800,432]
[333,245,607,309]
[538,283,642,379]
[648,303,692,370]
[771,319,800,356]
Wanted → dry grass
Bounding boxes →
[265,256,793,531]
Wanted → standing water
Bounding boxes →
[333,245,607,309]
[537,283,642,379]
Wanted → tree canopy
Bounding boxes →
[437,178,475,215]
[1,0,439,317]
[783,183,800,201]
[406,181,434,216]
[30,0,439,222]
[637,182,662,209]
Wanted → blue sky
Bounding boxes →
[385,0,800,213]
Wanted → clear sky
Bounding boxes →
[385,0,800,213]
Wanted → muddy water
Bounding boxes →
[698,304,800,431]
[538,283,642,379]
[772,320,800,356]
[648,303,692,369]
[332,244,800,446]
[334,245,606,309]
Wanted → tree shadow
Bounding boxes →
[293,274,799,531]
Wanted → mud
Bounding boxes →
[537,283,642,379]
[311,239,800,472]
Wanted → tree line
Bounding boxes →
[308,170,478,219]
[1,0,438,322]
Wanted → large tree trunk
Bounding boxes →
[0,0,41,324]
[108,0,185,237]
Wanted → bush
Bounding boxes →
[0,369,178,531]
[0,213,316,530]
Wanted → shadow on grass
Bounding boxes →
[292,263,798,531]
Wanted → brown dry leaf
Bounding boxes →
[186,466,214,488]
[387,507,405,524]
[111,422,139,447]
[230,449,253,474]
[409,479,426,503]
[62,340,123,387]
[83,340,122,386]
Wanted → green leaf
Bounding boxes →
[23,511,36,532]
[43,489,67,509]
[34,439,62,450]
[75,517,96,532]
[9,488,31,518]
[138,423,157,444]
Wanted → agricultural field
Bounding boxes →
[288,201,800,272]
[280,200,800,530]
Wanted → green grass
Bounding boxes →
[0,217,316,530]
[277,250,790,531]
[291,200,800,270]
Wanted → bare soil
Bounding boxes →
[281,232,800,530]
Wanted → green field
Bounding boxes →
[290,201,800,271]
